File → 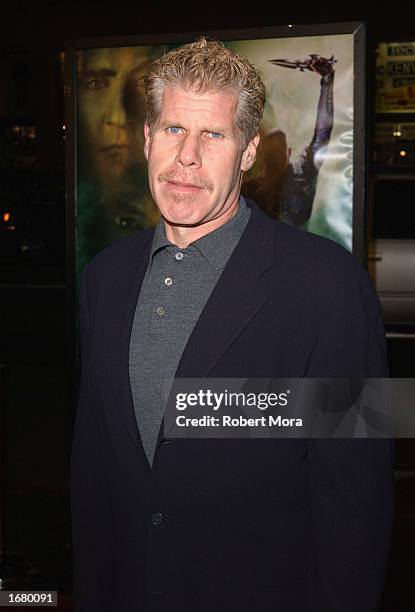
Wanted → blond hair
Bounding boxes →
[145,37,265,147]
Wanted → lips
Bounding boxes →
[168,181,203,189]
[164,181,206,195]
[101,144,129,157]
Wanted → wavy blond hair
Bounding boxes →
[145,37,265,147]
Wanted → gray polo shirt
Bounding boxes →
[129,197,251,465]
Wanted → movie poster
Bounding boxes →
[74,31,355,278]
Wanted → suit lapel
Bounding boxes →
[175,201,276,378]
[110,232,154,461]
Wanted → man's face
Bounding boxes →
[78,47,150,194]
[144,86,259,228]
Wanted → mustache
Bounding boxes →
[158,171,214,193]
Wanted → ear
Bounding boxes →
[241,133,260,172]
[144,122,151,160]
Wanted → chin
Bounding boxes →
[156,197,206,225]
[163,210,204,227]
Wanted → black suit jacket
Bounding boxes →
[71,200,393,611]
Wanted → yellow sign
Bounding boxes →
[376,42,415,113]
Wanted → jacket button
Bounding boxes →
[151,512,163,526]
[152,591,168,599]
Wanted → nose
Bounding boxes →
[174,133,202,168]
[104,85,127,129]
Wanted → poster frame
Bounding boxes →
[64,21,367,376]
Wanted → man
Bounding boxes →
[242,54,334,226]
[77,46,159,268]
[71,38,393,611]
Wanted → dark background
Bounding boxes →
[0,6,414,611]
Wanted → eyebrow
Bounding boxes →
[205,127,227,134]
[81,68,117,79]
[158,120,228,134]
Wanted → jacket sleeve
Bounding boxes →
[70,265,114,612]
[305,267,394,611]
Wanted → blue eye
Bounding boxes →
[209,132,222,139]
[167,126,182,134]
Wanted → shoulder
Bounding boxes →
[246,199,361,281]
[245,201,379,320]
[269,217,381,329]
[271,216,365,286]
[81,227,155,288]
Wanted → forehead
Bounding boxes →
[79,46,151,74]
[159,86,238,122]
